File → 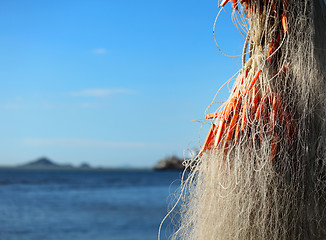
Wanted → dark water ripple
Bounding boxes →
[0,169,182,240]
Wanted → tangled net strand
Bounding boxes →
[168,0,326,239]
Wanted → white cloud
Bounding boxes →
[79,102,98,108]
[69,88,136,97]
[91,48,108,55]
[42,102,53,109]
[22,138,164,149]
[3,103,20,109]
[2,97,24,109]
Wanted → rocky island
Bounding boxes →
[17,157,91,170]
[153,155,185,171]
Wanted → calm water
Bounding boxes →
[0,169,182,240]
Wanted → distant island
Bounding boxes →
[17,157,92,170]
[153,155,185,171]
[0,156,186,171]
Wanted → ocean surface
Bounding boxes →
[0,169,183,240]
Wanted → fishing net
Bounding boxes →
[167,0,326,239]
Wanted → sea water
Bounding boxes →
[0,169,182,240]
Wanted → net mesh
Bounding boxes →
[167,0,326,239]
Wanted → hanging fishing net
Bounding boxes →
[166,0,326,239]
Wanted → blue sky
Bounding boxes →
[0,0,244,167]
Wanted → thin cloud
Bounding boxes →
[2,97,24,109]
[3,103,21,109]
[79,102,98,108]
[69,88,136,97]
[91,48,108,55]
[22,138,164,149]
